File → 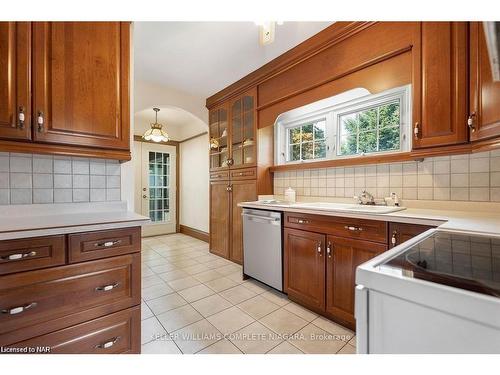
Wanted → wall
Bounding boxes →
[274,150,500,203]
[180,134,209,232]
[0,152,121,205]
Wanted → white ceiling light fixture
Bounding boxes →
[142,107,170,143]
[256,21,284,46]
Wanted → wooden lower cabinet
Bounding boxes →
[325,236,387,328]
[284,228,325,311]
[209,181,230,258]
[389,222,434,248]
[230,180,257,264]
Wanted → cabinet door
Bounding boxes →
[469,22,500,141]
[32,22,130,150]
[284,228,325,311]
[389,222,433,248]
[229,89,256,169]
[325,236,387,328]
[209,104,229,171]
[413,22,468,149]
[209,180,230,258]
[0,22,31,140]
[230,179,257,264]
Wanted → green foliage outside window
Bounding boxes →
[288,120,327,161]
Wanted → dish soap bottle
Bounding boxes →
[284,187,296,204]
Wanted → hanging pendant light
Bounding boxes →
[143,107,169,142]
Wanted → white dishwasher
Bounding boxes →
[242,208,283,291]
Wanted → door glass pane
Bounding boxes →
[148,151,171,223]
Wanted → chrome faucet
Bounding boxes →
[358,190,376,205]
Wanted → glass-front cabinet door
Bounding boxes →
[230,90,256,168]
[209,104,229,171]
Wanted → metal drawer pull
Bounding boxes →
[37,111,44,132]
[95,336,121,349]
[344,225,363,232]
[326,242,333,259]
[1,251,37,261]
[94,240,121,248]
[1,302,37,315]
[18,106,25,129]
[297,219,309,224]
[391,231,397,246]
[95,282,120,292]
[317,242,322,256]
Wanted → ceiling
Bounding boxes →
[134,22,333,98]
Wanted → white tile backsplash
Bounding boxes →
[0,153,121,205]
[274,151,500,203]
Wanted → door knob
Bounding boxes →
[143,195,147,199]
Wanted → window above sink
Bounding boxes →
[275,85,412,166]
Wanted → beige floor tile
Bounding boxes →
[141,302,154,320]
[282,302,318,322]
[230,321,282,354]
[338,344,356,354]
[158,269,189,282]
[236,295,280,320]
[146,293,187,315]
[170,259,200,269]
[204,277,238,292]
[141,339,181,354]
[182,263,210,275]
[204,258,231,269]
[167,276,201,291]
[219,285,257,304]
[141,282,174,301]
[289,323,347,354]
[178,284,215,302]
[311,316,354,341]
[192,269,224,283]
[213,264,241,276]
[207,306,255,335]
[141,253,163,262]
[349,336,357,347]
[267,341,304,354]
[241,279,271,294]
[196,254,220,263]
[191,294,233,317]
[197,339,242,354]
[259,308,308,336]
[260,290,290,306]
[144,258,170,267]
[156,304,204,333]
[172,319,222,354]
[141,317,168,344]
[150,263,178,274]
[141,267,155,277]
[141,274,165,289]
[226,271,245,283]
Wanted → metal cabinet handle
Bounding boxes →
[1,302,37,315]
[297,219,309,224]
[18,106,25,129]
[344,225,363,232]
[413,122,420,139]
[95,336,121,349]
[317,242,322,256]
[95,282,120,292]
[391,231,397,246]
[326,242,332,259]
[37,111,44,132]
[94,240,121,248]
[1,251,37,261]
[468,112,476,133]
[226,185,232,192]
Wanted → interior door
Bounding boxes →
[284,228,325,311]
[325,236,387,328]
[230,179,257,264]
[32,22,130,149]
[139,143,177,236]
[0,22,31,140]
[209,180,230,258]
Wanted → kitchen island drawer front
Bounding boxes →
[68,227,141,263]
[0,236,65,275]
[284,213,387,243]
[11,306,140,354]
[210,171,229,181]
[0,254,140,340]
[230,167,256,180]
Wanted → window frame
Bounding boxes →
[284,116,330,162]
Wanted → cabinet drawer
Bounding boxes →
[230,167,256,180]
[68,227,140,263]
[0,236,65,276]
[0,254,140,345]
[284,213,387,243]
[10,306,140,354]
[210,171,229,181]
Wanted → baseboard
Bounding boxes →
[179,225,209,242]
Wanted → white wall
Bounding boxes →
[180,134,209,232]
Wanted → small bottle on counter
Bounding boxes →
[284,187,296,203]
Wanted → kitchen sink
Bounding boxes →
[291,202,406,214]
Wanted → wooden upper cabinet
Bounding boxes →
[32,22,130,150]
[229,89,256,169]
[413,22,468,149]
[325,236,386,328]
[0,22,31,141]
[209,104,229,171]
[469,22,500,142]
[284,228,325,311]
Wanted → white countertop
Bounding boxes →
[0,202,150,240]
[239,200,500,237]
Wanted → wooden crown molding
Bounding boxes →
[205,22,376,109]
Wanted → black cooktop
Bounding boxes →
[378,231,500,297]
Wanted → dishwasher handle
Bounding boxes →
[242,213,280,222]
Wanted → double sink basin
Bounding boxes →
[258,200,406,214]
